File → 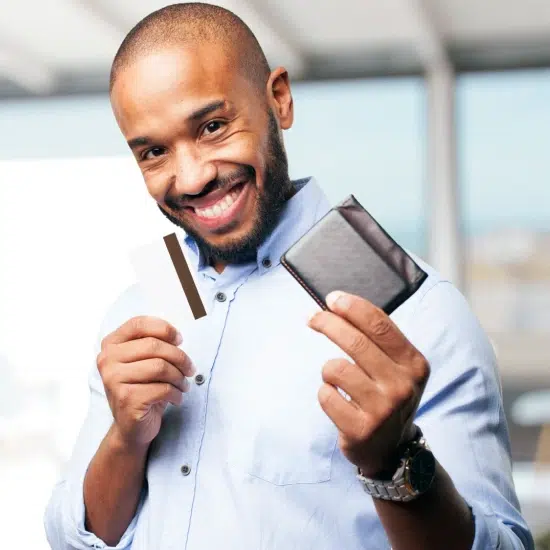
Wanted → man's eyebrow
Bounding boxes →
[127,100,229,151]
[128,136,151,150]
[188,99,228,122]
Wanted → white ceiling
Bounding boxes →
[0,0,549,98]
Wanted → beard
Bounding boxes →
[157,110,293,265]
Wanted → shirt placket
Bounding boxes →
[172,283,236,550]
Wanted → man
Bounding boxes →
[44,3,533,550]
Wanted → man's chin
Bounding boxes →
[192,227,263,265]
[202,217,242,237]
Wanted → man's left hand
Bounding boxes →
[308,291,430,478]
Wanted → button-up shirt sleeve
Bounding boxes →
[44,362,144,550]
[409,280,534,550]
[44,287,146,550]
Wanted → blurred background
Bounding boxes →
[0,0,549,547]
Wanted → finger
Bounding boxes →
[309,311,395,382]
[318,383,373,441]
[324,291,414,364]
[108,337,196,377]
[322,359,378,409]
[130,382,184,408]
[119,359,191,393]
[103,316,182,348]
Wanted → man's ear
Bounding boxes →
[267,67,294,130]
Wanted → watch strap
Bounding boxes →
[358,475,418,502]
[356,425,429,502]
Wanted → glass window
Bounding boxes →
[458,69,550,334]
[0,95,127,160]
[458,68,550,536]
[287,77,427,257]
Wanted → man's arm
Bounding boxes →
[376,280,534,550]
[44,366,143,550]
[83,425,148,547]
[373,462,474,549]
[44,313,194,550]
[308,282,534,550]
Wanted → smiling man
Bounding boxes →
[111,7,293,271]
[44,3,533,550]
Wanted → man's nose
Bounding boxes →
[173,147,217,197]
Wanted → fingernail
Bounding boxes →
[182,378,191,393]
[175,332,183,346]
[189,362,197,376]
[326,291,348,309]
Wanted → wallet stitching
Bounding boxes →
[281,257,327,310]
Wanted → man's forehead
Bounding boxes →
[111,46,245,120]
[116,45,237,94]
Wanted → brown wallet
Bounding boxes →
[280,195,427,315]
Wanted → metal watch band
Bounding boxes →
[358,475,417,502]
[356,426,428,502]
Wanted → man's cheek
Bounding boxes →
[143,173,168,203]
[215,132,264,168]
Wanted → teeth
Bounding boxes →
[195,186,241,218]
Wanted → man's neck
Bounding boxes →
[213,260,226,274]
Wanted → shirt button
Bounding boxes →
[181,464,191,476]
[261,257,272,269]
[195,373,205,385]
[215,291,226,302]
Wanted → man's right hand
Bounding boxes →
[96,316,195,450]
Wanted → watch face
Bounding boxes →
[408,449,436,493]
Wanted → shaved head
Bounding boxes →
[110,2,271,94]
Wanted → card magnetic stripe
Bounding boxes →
[163,233,207,320]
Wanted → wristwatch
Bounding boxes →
[356,426,436,502]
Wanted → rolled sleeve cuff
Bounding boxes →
[469,501,531,550]
[64,475,143,550]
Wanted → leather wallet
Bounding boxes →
[280,195,427,315]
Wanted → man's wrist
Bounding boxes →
[357,426,436,503]
[358,424,422,479]
[106,425,150,458]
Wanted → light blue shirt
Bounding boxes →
[44,177,534,550]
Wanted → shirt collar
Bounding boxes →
[182,176,330,278]
[256,176,330,274]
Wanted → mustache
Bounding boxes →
[167,165,255,210]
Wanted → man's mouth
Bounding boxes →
[187,180,251,229]
[193,183,243,218]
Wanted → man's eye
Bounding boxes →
[203,120,225,136]
[143,147,166,160]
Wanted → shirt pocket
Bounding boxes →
[243,387,339,486]
[230,295,342,487]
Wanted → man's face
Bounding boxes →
[110,45,293,266]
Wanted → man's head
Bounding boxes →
[110,2,295,268]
